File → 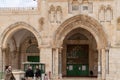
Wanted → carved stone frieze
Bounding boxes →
[98,4,113,22]
[48,5,62,24]
[68,0,93,14]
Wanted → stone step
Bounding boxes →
[62,77,97,80]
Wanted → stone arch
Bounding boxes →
[53,14,108,49]
[21,36,39,53]
[0,22,42,48]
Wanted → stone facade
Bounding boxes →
[0,0,120,80]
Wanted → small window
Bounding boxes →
[83,6,88,10]
[72,5,79,11]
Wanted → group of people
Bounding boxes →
[25,66,48,80]
[4,65,44,80]
[25,66,41,80]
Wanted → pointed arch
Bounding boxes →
[0,22,42,48]
[53,14,108,49]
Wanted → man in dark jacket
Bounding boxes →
[35,66,41,80]
[25,66,34,80]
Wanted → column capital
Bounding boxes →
[38,44,51,49]
[97,48,105,50]
[1,48,7,52]
[97,48,109,53]
[38,45,63,49]
[100,48,109,53]
[52,47,63,53]
[52,46,63,49]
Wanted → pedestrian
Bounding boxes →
[25,66,34,80]
[90,70,93,76]
[44,74,48,80]
[35,66,41,80]
[4,65,16,80]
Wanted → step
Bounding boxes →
[62,77,97,80]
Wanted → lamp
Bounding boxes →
[28,33,32,44]
[28,38,32,44]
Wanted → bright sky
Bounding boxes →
[0,0,37,7]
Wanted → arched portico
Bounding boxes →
[53,15,108,79]
[0,22,42,48]
[0,22,42,73]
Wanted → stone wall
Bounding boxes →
[0,0,120,80]
[106,47,120,80]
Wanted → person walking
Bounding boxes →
[25,66,34,80]
[35,66,41,80]
[4,65,16,80]
[44,74,48,80]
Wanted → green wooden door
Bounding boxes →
[66,45,89,77]
[27,56,39,62]
[67,64,89,76]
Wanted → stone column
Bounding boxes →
[58,48,62,79]
[106,49,109,74]
[40,45,52,73]
[98,49,102,79]
[52,47,62,80]
[54,48,59,79]
[17,47,21,69]
[0,47,5,79]
[52,48,59,80]
[0,47,2,73]
[101,49,106,80]
[52,48,55,75]
[1,48,6,72]
[11,47,19,69]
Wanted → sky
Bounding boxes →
[0,0,37,7]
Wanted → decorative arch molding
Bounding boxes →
[64,28,92,41]
[53,14,108,49]
[0,22,42,48]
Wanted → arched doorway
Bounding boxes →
[19,29,40,69]
[3,29,39,70]
[62,28,98,77]
[0,22,41,70]
[53,15,108,79]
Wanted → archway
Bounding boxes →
[0,22,41,70]
[62,28,97,77]
[54,15,108,48]
[0,22,41,48]
[53,15,108,78]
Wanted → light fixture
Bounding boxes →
[28,33,32,44]
[28,38,32,44]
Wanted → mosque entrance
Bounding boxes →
[62,28,98,77]
[55,15,108,80]
[66,45,89,76]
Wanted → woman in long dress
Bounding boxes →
[4,65,15,80]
